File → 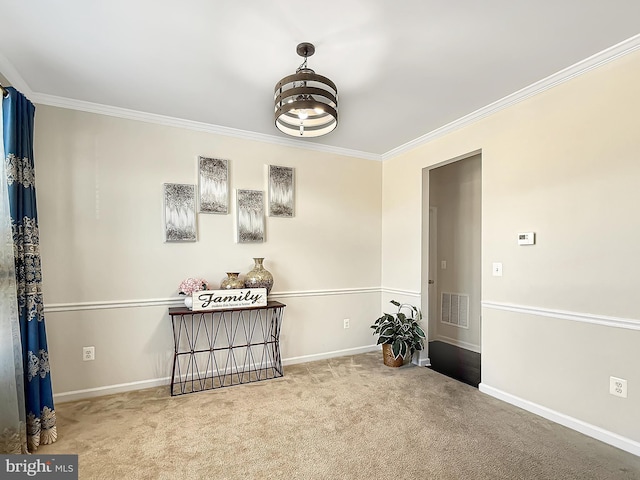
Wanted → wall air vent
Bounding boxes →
[441,292,469,329]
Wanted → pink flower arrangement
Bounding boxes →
[178,278,209,296]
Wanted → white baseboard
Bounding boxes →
[54,345,381,403]
[433,335,481,353]
[412,356,431,367]
[479,383,640,457]
[282,344,380,366]
[54,376,172,403]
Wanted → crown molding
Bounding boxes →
[381,33,640,161]
[4,34,640,163]
[0,52,34,97]
[28,92,382,162]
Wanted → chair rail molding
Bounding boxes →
[44,287,382,313]
[381,288,421,298]
[482,301,640,331]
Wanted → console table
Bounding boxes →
[168,301,285,396]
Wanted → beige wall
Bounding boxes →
[382,50,640,442]
[34,106,382,396]
[428,155,481,349]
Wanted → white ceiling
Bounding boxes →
[1,1,640,158]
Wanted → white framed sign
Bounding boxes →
[192,288,267,311]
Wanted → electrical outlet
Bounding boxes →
[609,376,627,398]
[83,346,95,361]
[343,318,350,329]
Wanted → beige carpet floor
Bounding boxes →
[39,352,640,479]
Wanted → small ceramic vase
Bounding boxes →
[184,296,193,310]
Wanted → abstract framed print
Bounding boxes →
[268,165,294,217]
[236,189,265,243]
[164,183,197,242]
[198,156,229,214]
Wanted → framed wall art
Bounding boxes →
[236,189,264,243]
[268,165,295,217]
[198,156,229,214]
[163,183,197,242]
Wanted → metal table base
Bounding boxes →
[168,301,285,396]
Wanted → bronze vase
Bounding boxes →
[220,272,244,289]
[244,258,274,294]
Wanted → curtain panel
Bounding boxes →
[2,87,57,452]
[0,88,27,454]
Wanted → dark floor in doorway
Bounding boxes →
[427,340,481,388]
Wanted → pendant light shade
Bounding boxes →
[274,43,338,138]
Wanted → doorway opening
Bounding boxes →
[421,152,482,387]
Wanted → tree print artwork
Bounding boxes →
[199,157,229,214]
[164,183,197,242]
[237,189,264,243]
[268,165,294,217]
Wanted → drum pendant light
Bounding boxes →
[274,42,338,138]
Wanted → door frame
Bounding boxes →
[428,206,438,343]
[416,149,482,367]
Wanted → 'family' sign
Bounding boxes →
[191,288,267,311]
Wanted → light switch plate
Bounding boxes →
[492,262,503,277]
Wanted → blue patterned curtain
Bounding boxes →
[2,87,57,452]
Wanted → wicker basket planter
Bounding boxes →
[382,344,405,367]
[372,300,425,368]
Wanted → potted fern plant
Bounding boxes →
[371,300,426,367]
